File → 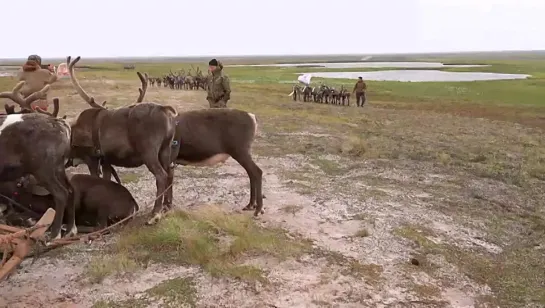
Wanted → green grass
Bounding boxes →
[4,54,545,108]
[92,277,198,308]
[85,205,312,284]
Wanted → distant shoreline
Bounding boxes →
[1,50,544,65]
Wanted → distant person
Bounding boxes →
[352,76,367,107]
[17,54,58,111]
[206,58,231,108]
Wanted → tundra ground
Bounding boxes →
[0,58,544,308]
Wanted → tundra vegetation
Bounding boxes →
[0,51,545,308]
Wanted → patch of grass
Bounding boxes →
[89,205,311,284]
[146,277,198,308]
[92,277,197,308]
[394,224,545,307]
[281,205,304,215]
[311,157,345,176]
[393,225,440,251]
[316,250,384,285]
[311,299,334,307]
[410,283,442,299]
[354,228,370,238]
[92,298,148,308]
[119,171,141,184]
[84,253,139,283]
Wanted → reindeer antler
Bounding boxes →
[0,81,50,110]
[35,98,60,117]
[135,72,148,103]
[4,104,15,114]
[66,56,107,109]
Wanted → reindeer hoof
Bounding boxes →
[65,225,78,237]
[242,204,256,211]
[253,209,265,217]
[44,232,62,246]
[146,212,162,225]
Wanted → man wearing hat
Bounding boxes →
[206,58,231,108]
[16,54,58,111]
[352,76,367,107]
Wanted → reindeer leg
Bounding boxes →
[233,153,264,215]
[61,173,77,237]
[159,144,174,210]
[86,157,100,177]
[102,163,113,181]
[39,172,70,241]
[145,158,169,225]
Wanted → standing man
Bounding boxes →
[352,76,367,107]
[206,58,231,108]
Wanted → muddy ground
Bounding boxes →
[1,78,544,308]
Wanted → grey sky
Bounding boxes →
[1,0,543,58]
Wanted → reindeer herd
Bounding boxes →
[148,66,208,91]
[0,56,263,242]
[290,84,351,106]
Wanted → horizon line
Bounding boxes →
[1,49,544,61]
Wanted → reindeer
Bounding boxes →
[172,108,264,217]
[329,87,340,105]
[289,85,302,101]
[65,56,178,225]
[149,77,156,87]
[302,85,313,102]
[0,84,74,240]
[0,173,138,231]
[339,86,350,106]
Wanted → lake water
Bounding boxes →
[229,61,488,69]
[301,70,530,82]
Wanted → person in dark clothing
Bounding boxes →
[206,58,231,108]
[352,77,367,107]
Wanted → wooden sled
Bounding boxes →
[0,208,55,282]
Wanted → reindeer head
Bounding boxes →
[65,55,148,148]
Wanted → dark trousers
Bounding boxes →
[356,92,366,107]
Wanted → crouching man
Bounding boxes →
[206,58,231,108]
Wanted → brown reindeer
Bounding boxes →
[0,173,138,231]
[172,108,264,217]
[0,83,74,240]
[64,56,178,225]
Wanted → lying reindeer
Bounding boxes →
[0,173,138,231]
[0,84,75,240]
[65,56,177,225]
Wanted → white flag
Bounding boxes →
[298,74,312,86]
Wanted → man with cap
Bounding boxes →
[352,76,367,107]
[206,58,231,108]
[16,54,58,111]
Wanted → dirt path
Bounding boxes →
[1,85,543,308]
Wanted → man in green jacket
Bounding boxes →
[352,76,367,107]
[206,58,231,108]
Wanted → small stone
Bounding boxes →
[410,258,420,266]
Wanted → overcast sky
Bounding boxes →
[1,0,543,58]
